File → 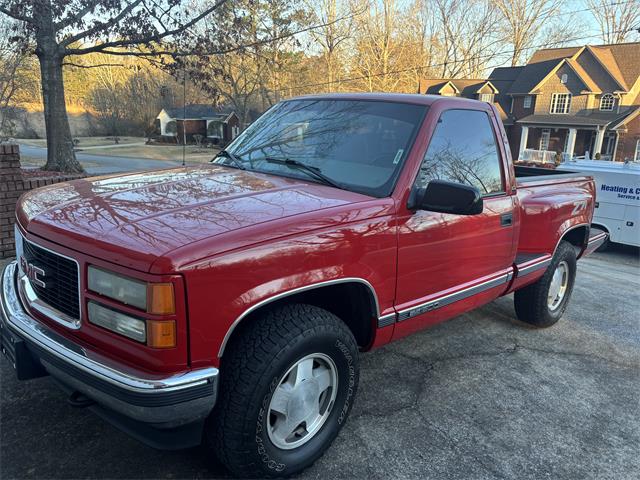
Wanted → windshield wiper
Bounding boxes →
[213,150,246,170]
[264,157,341,189]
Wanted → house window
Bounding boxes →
[164,120,177,136]
[550,93,571,114]
[540,129,551,151]
[635,139,640,161]
[479,93,494,102]
[207,121,224,138]
[561,74,568,84]
[600,93,614,111]
[523,96,532,109]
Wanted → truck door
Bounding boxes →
[393,108,516,338]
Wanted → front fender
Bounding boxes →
[181,214,397,368]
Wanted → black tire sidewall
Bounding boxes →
[545,243,577,321]
[250,328,358,476]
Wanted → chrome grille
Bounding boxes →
[20,238,80,321]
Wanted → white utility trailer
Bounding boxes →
[557,160,639,248]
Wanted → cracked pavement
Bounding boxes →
[1,245,639,479]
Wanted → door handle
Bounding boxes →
[501,212,513,227]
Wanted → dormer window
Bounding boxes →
[479,93,494,102]
[599,93,614,111]
[561,74,568,84]
[523,95,532,108]
[550,93,571,114]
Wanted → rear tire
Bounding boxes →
[208,304,359,478]
[514,241,577,328]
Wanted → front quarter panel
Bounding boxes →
[181,200,398,368]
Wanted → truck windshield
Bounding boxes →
[215,99,427,197]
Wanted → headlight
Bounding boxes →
[88,302,146,343]
[88,266,147,309]
[88,266,175,314]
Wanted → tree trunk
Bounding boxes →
[34,0,83,174]
[37,54,83,173]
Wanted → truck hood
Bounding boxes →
[18,166,372,272]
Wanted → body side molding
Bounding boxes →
[396,272,511,323]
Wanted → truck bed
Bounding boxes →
[515,165,590,187]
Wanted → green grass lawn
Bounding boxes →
[84,144,218,162]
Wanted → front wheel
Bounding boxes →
[514,241,577,327]
[208,304,360,478]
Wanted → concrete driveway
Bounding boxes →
[1,246,638,479]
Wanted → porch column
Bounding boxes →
[519,126,529,158]
[566,128,577,159]
[594,127,605,156]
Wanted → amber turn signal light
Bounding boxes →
[146,320,176,348]
[147,283,175,315]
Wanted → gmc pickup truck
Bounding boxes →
[1,93,607,477]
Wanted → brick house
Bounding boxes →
[419,42,640,163]
[154,104,241,145]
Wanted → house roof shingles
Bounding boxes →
[566,58,600,92]
[517,106,640,128]
[587,45,628,90]
[419,78,497,95]
[508,58,566,94]
[507,42,640,95]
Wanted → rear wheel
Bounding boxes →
[208,304,359,478]
[514,241,577,327]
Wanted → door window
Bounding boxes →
[416,109,504,196]
[540,129,551,151]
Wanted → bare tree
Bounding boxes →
[492,0,580,66]
[585,0,640,44]
[349,0,414,92]
[432,0,501,78]
[0,0,229,172]
[0,17,30,138]
[180,0,264,125]
[308,0,354,91]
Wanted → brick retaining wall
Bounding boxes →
[0,144,85,258]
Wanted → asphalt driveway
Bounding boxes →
[1,246,638,479]
[18,144,186,174]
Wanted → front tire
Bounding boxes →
[208,304,360,478]
[514,241,577,327]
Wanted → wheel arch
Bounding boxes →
[217,278,380,358]
[555,223,589,258]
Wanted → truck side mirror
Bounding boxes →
[408,180,483,215]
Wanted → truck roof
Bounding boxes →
[289,92,485,107]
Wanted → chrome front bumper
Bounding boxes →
[0,261,218,442]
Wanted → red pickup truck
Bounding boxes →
[1,93,606,477]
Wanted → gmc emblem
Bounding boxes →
[19,256,46,289]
